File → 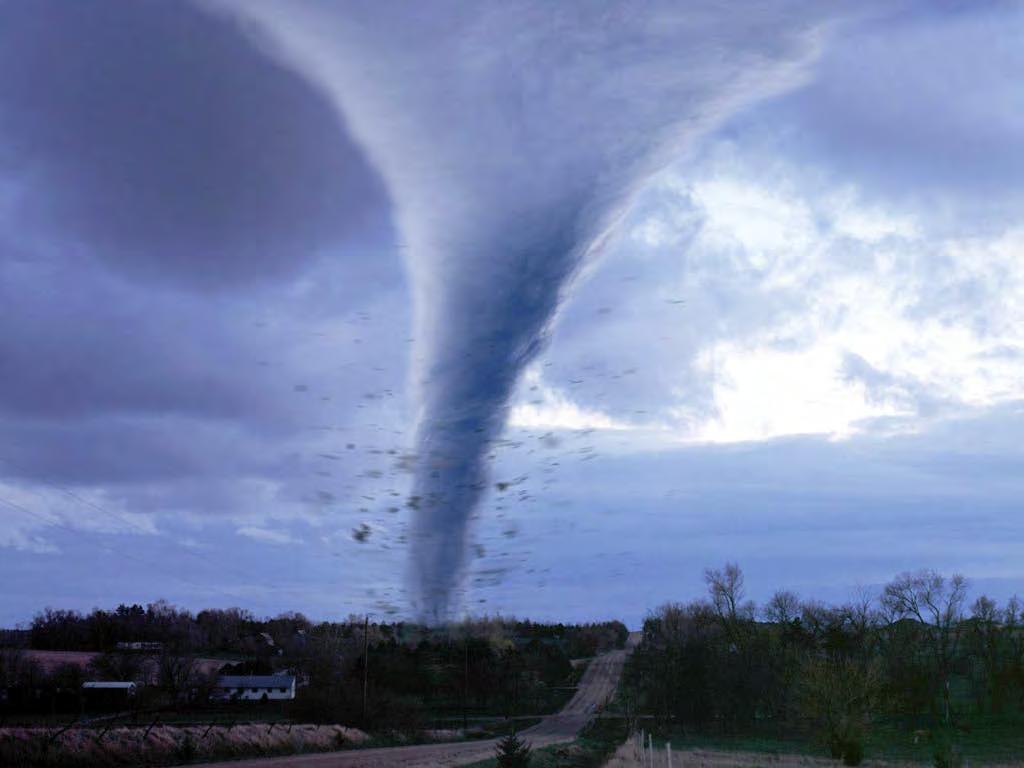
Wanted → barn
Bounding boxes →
[213,674,296,702]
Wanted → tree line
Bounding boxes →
[625,564,1024,765]
[3,605,627,730]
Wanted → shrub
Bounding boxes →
[828,735,843,760]
[841,738,864,766]
[495,731,532,768]
[932,732,963,768]
[175,735,197,763]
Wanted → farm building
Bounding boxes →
[213,674,296,701]
[115,641,163,652]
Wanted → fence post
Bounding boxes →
[667,742,672,768]
[648,732,654,768]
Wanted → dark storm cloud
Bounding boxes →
[0,416,268,486]
[0,0,407,505]
[732,1,1024,226]
[0,239,409,485]
[0,0,388,288]
[0,261,272,422]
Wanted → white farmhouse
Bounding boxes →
[213,674,296,702]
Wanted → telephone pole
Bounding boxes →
[463,637,469,730]
[361,614,369,726]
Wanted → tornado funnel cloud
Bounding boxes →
[409,222,582,619]
[207,0,861,620]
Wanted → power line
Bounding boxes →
[0,456,339,599]
[0,456,407,617]
[0,495,280,618]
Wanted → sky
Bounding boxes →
[1,0,1023,628]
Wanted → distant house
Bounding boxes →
[115,641,163,652]
[213,674,295,702]
[83,681,137,693]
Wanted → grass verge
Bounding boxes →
[654,713,1024,766]
[463,716,625,768]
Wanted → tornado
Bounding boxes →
[204,0,866,620]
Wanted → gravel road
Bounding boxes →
[185,633,640,768]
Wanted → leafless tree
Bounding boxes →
[157,646,198,704]
[882,570,967,723]
[800,655,882,759]
[764,590,800,624]
[0,647,26,688]
[704,563,756,634]
[88,651,145,682]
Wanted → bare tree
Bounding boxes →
[157,646,198,704]
[0,648,26,689]
[967,595,1003,713]
[800,655,882,760]
[704,561,753,634]
[1004,596,1024,709]
[88,651,145,682]
[882,570,967,723]
[764,590,801,624]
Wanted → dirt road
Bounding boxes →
[185,633,640,768]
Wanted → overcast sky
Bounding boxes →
[2,0,1023,627]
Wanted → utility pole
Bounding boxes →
[513,657,519,721]
[463,636,469,730]
[361,614,369,726]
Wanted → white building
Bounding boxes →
[213,674,296,701]
[83,681,137,693]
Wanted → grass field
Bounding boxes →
[652,712,1024,766]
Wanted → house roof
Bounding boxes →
[215,675,294,688]
[83,681,136,689]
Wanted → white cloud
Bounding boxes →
[549,145,1024,447]
[236,525,299,545]
[683,341,903,444]
[509,368,637,432]
[0,525,60,554]
[0,481,162,554]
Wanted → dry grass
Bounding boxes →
[0,723,369,767]
[603,740,917,768]
[21,650,99,674]
[22,649,235,679]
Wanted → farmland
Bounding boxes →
[0,604,627,766]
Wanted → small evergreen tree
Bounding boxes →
[495,730,532,768]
